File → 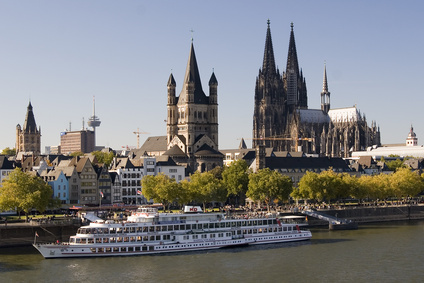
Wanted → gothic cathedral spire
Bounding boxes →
[253,20,286,150]
[321,63,331,113]
[284,23,307,110]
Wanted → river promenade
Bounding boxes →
[1,203,424,248]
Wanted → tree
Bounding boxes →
[1,147,16,156]
[183,171,226,212]
[0,168,54,220]
[389,168,424,199]
[91,151,115,167]
[70,151,84,157]
[247,168,293,211]
[222,159,249,205]
[141,174,182,211]
[385,158,406,172]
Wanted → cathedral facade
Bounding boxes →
[16,102,41,155]
[253,21,380,158]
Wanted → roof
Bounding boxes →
[163,145,187,157]
[0,156,15,169]
[194,144,224,157]
[23,101,39,133]
[265,156,350,171]
[297,109,330,124]
[132,136,168,158]
[178,42,209,105]
[328,106,361,123]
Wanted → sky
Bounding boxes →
[1,0,423,153]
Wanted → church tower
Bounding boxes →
[166,41,221,172]
[321,63,331,113]
[253,20,286,149]
[406,125,418,146]
[16,102,41,155]
[284,23,307,111]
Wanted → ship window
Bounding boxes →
[161,226,167,232]
[149,227,154,232]
[168,225,173,231]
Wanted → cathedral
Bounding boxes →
[16,101,41,155]
[253,21,380,158]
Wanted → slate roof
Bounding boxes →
[194,144,224,157]
[0,156,15,169]
[265,156,351,171]
[163,145,187,157]
[178,43,209,105]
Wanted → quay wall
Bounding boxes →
[0,223,79,248]
[304,205,424,226]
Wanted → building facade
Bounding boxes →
[60,130,95,154]
[253,21,380,158]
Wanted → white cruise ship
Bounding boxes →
[33,206,312,258]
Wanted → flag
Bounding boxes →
[137,190,142,195]
[100,191,104,198]
[35,232,39,237]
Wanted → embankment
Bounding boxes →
[304,205,424,226]
[0,222,79,248]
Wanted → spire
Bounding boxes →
[167,73,176,86]
[239,138,247,149]
[322,63,328,93]
[179,42,208,104]
[286,22,300,76]
[209,71,218,86]
[262,19,276,75]
[321,63,330,113]
[23,101,38,133]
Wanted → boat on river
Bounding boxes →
[33,206,312,258]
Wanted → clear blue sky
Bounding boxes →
[1,0,423,152]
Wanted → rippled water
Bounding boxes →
[1,221,423,283]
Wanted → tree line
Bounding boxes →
[142,161,424,210]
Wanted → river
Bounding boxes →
[1,221,423,283]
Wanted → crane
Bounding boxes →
[133,128,150,149]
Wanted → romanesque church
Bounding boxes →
[135,41,223,173]
[253,21,380,158]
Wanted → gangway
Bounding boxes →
[82,211,104,223]
[301,209,357,230]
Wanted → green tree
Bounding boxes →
[141,174,182,211]
[91,151,115,167]
[247,168,293,211]
[70,151,84,157]
[389,168,424,199]
[183,171,226,212]
[1,147,16,156]
[385,158,406,172]
[0,168,54,220]
[222,159,249,205]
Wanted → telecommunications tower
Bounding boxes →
[87,96,101,147]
